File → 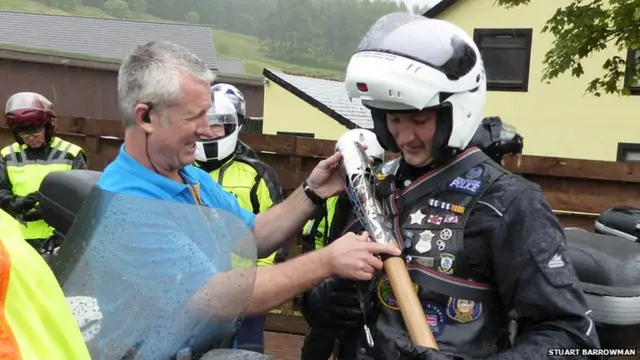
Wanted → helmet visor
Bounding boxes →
[6,109,48,128]
[208,92,238,127]
[355,12,477,80]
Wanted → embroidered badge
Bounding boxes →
[377,275,418,310]
[427,214,443,225]
[402,230,414,249]
[381,161,394,174]
[548,253,565,268]
[411,256,435,267]
[448,176,482,195]
[446,297,483,323]
[436,239,446,251]
[428,199,465,214]
[415,230,434,253]
[438,253,455,274]
[235,143,245,154]
[423,302,446,338]
[465,166,484,179]
[403,230,414,240]
[404,238,412,249]
[439,228,452,241]
[443,215,459,224]
[410,210,427,225]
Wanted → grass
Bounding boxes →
[0,0,343,79]
[212,28,343,78]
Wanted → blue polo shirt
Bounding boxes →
[90,145,256,359]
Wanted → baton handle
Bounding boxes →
[383,240,439,350]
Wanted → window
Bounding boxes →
[241,117,263,134]
[473,29,533,92]
[623,49,640,95]
[617,143,640,161]
[276,131,315,138]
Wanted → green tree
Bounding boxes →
[185,10,200,24]
[102,0,130,18]
[127,0,147,18]
[497,0,640,96]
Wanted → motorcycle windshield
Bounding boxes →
[50,187,257,360]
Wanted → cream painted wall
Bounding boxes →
[439,0,640,161]
[262,80,351,140]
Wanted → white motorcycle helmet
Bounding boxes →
[210,83,246,127]
[335,128,385,164]
[195,91,240,162]
[344,13,486,159]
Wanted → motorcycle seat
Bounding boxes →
[39,170,102,236]
[564,228,640,326]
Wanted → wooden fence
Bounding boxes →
[2,115,640,334]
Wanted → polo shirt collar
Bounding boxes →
[118,144,198,198]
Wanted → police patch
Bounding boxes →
[438,253,455,274]
[422,302,446,338]
[381,161,394,174]
[377,276,418,310]
[446,297,482,323]
[448,176,482,195]
[465,166,484,179]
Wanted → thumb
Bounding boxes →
[321,152,342,168]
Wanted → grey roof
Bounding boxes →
[263,68,372,129]
[424,0,458,18]
[216,58,246,75]
[0,11,217,69]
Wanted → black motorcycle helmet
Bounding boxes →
[469,116,524,163]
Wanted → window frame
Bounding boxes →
[276,131,315,138]
[623,48,640,95]
[616,142,640,162]
[473,28,534,92]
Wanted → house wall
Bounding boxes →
[438,0,640,161]
[0,58,121,120]
[262,80,351,140]
[0,55,265,121]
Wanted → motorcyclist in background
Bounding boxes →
[469,116,523,164]
[0,92,86,251]
[195,83,286,354]
[300,128,385,360]
[0,208,90,359]
[300,13,600,359]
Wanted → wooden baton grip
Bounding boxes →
[384,240,439,350]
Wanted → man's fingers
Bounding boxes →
[356,272,373,281]
[363,254,384,270]
[365,242,401,256]
[359,260,376,274]
[356,231,370,242]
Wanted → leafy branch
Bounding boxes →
[495,0,640,96]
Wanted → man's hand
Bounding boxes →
[301,278,372,328]
[13,191,40,214]
[306,152,344,200]
[396,337,449,359]
[324,231,400,281]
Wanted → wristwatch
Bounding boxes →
[302,179,325,206]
